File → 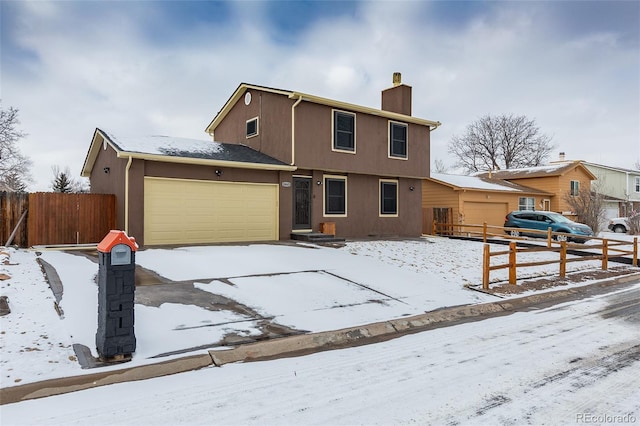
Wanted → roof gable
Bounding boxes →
[204,82,441,135]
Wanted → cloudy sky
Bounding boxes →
[1,0,639,191]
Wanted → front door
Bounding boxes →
[293,177,312,230]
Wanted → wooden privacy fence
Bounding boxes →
[1,192,29,247]
[482,238,638,290]
[1,192,116,247]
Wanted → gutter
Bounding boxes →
[290,95,303,166]
[124,156,132,234]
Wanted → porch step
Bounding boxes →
[290,232,346,243]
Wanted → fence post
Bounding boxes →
[483,244,490,290]
[633,237,638,267]
[483,222,487,243]
[509,241,517,285]
[432,220,437,236]
[547,227,552,248]
[559,241,567,278]
[602,239,608,270]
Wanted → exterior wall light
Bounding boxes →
[103,167,110,174]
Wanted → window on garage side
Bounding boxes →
[389,121,408,159]
[380,180,398,216]
[519,197,535,211]
[324,176,347,216]
[570,180,580,196]
[246,117,259,138]
[332,110,355,152]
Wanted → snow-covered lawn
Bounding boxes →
[0,234,637,388]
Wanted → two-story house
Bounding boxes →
[583,162,640,219]
[82,74,440,246]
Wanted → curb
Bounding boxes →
[2,272,639,405]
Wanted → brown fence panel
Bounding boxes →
[77,194,116,244]
[1,192,29,247]
[27,193,116,246]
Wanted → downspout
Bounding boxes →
[290,95,303,165]
[124,156,132,234]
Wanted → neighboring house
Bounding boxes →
[583,162,640,219]
[422,173,553,232]
[82,74,441,246]
[423,161,596,233]
[474,161,597,217]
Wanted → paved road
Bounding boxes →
[4,280,640,425]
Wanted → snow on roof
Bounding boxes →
[472,162,580,179]
[104,131,224,156]
[430,173,524,192]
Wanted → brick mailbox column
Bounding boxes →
[96,230,138,361]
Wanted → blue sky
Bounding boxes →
[1,0,638,190]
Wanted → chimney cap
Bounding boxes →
[393,72,402,86]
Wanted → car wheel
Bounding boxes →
[613,225,627,233]
[509,230,520,237]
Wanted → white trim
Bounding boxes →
[388,120,408,160]
[379,179,399,217]
[331,109,356,154]
[323,174,348,217]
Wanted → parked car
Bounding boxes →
[504,211,594,243]
[607,217,628,233]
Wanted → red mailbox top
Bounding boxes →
[97,230,138,253]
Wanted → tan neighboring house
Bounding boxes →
[422,173,552,232]
[423,161,597,234]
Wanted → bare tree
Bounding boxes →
[432,158,449,174]
[564,189,606,233]
[0,103,32,191]
[448,114,555,174]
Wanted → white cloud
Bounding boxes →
[1,1,638,190]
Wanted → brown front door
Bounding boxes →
[293,177,312,230]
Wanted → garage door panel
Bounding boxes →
[144,177,278,245]
[463,202,508,228]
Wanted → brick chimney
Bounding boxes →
[382,72,412,116]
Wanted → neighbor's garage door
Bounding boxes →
[463,202,508,228]
[144,177,278,245]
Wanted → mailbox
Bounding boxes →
[96,230,138,361]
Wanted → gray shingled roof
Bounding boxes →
[100,129,288,166]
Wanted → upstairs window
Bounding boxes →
[389,121,408,159]
[333,110,355,152]
[635,177,640,193]
[380,180,398,216]
[246,117,259,138]
[570,180,580,196]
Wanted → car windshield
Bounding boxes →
[546,213,573,224]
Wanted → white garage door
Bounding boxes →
[463,202,509,228]
[144,177,278,245]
